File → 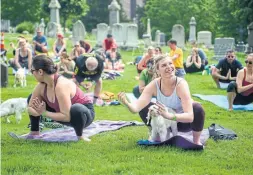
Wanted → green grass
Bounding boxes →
[1,33,253,175]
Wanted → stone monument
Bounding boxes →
[189,17,196,42]
[171,24,185,48]
[39,18,46,34]
[49,0,61,25]
[245,22,253,54]
[108,0,121,27]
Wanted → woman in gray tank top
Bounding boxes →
[119,55,205,145]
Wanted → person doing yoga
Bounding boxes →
[27,55,95,141]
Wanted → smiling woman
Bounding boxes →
[28,54,95,141]
[118,55,205,145]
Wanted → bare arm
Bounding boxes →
[27,49,32,70]
[137,55,148,71]
[172,80,194,123]
[236,69,253,93]
[138,80,146,93]
[28,84,44,116]
[186,56,193,67]
[125,80,155,113]
[212,67,228,80]
[193,56,202,69]
[14,49,22,69]
[53,41,57,55]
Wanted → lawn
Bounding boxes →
[1,33,252,175]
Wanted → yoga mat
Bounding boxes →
[126,93,157,103]
[193,94,253,111]
[137,129,209,150]
[8,120,144,142]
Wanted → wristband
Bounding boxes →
[94,96,99,99]
[42,111,47,117]
[172,114,177,121]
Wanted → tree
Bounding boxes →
[1,0,43,26]
[42,0,89,31]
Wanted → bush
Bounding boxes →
[16,21,34,34]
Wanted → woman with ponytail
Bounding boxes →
[27,55,94,141]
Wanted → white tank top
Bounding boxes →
[155,78,184,113]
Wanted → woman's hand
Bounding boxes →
[31,97,46,115]
[118,92,129,107]
[155,101,173,120]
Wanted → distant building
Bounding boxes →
[119,0,145,20]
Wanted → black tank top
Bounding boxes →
[19,49,28,63]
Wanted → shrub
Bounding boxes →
[16,21,34,34]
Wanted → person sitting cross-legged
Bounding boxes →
[183,48,205,73]
[33,28,48,54]
[53,33,67,58]
[227,53,253,111]
[119,55,205,145]
[105,46,125,70]
[211,49,243,88]
[57,52,75,79]
[70,42,86,62]
[27,55,94,141]
[133,58,155,98]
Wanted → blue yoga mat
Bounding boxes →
[193,94,253,111]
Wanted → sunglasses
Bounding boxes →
[227,56,234,58]
[245,60,253,64]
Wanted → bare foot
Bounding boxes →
[228,108,233,111]
[194,141,203,146]
[79,136,91,142]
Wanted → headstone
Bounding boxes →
[189,17,196,42]
[120,23,132,45]
[155,30,161,46]
[91,29,97,39]
[235,41,245,53]
[112,23,124,47]
[160,32,166,46]
[39,18,46,34]
[108,0,121,27]
[49,0,61,25]
[125,24,138,48]
[1,20,10,32]
[34,23,39,35]
[133,17,137,24]
[245,22,253,53]
[171,24,185,48]
[212,38,235,60]
[142,34,152,48]
[197,31,212,47]
[46,22,61,38]
[72,20,86,44]
[0,63,8,87]
[147,18,151,39]
[96,23,109,47]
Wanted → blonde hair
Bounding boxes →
[152,54,171,79]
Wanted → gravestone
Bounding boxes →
[155,30,161,46]
[96,23,109,47]
[212,38,235,60]
[0,63,8,87]
[125,24,138,48]
[189,17,196,42]
[160,32,166,46]
[72,20,86,44]
[112,23,124,47]
[120,23,132,45]
[46,22,60,38]
[108,0,121,27]
[245,22,253,54]
[49,0,61,25]
[39,18,46,34]
[171,24,185,48]
[92,29,97,39]
[197,31,212,47]
[1,20,10,32]
[235,41,245,53]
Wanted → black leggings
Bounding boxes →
[27,94,95,136]
[183,63,205,73]
[139,102,205,132]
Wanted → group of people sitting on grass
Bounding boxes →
[133,39,253,112]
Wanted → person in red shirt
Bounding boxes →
[102,34,117,53]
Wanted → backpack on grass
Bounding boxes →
[208,123,237,140]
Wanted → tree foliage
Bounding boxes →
[1,0,43,26]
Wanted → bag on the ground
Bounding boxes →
[208,123,237,140]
